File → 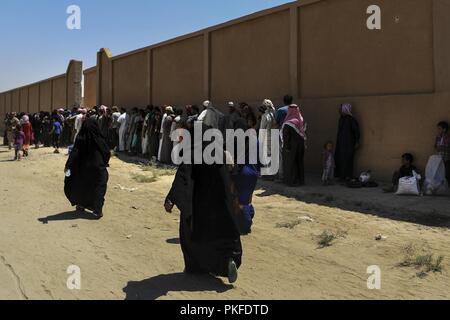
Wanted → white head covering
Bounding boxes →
[262,99,275,110]
[165,106,174,114]
[198,101,223,129]
[203,100,211,108]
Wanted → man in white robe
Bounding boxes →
[117,110,130,152]
[157,106,172,161]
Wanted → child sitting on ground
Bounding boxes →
[383,153,419,193]
[13,127,25,161]
[322,141,335,186]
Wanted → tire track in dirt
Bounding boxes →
[0,255,28,300]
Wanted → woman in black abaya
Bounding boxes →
[165,163,242,283]
[334,104,361,181]
[164,125,242,284]
[64,118,111,219]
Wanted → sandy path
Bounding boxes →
[0,144,449,300]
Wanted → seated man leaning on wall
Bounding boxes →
[383,153,420,193]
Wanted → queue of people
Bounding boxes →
[3,98,449,193]
[3,109,83,159]
[2,97,449,285]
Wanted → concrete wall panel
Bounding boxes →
[301,93,448,179]
[12,90,20,112]
[29,85,40,113]
[19,88,28,113]
[211,10,291,104]
[5,92,12,113]
[83,69,97,108]
[39,81,52,111]
[0,94,5,132]
[113,51,148,107]
[152,36,204,106]
[300,0,434,98]
[52,76,66,108]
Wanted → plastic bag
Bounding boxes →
[359,171,371,183]
[396,171,421,196]
[424,155,449,195]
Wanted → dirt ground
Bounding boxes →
[0,143,450,300]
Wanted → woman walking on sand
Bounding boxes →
[164,122,242,283]
[64,118,111,219]
[165,162,242,283]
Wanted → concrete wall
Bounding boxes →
[28,85,40,114]
[5,92,11,113]
[4,0,450,179]
[296,0,446,179]
[12,90,20,113]
[0,94,5,129]
[113,51,149,107]
[97,49,113,107]
[39,80,52,111]
[210,10,291,104]
[300,93,450,178]
[83,0,448,179]
[66,60,83,109]
[19,88,28,113]
[152,36,204,106]
[0,60,83,131]
[300,0,434,98]
[83,67,97,108]
[52,76,66,108]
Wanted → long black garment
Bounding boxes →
[334,115,360,180]
[31,115,42,146]
[282,125,305,186]
[148,114,161,159]
[166,163,242,276]
[42,117,52,147]
[64,118,111,213]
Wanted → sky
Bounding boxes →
[0,0,292,93]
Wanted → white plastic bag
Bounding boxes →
[424,155,449,195]
[359,171,371,183]
[396,171,421,196]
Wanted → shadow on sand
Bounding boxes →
[114,152,150,166]
[113,151,177,170]
[38,210,98,224]
[166,238,180,245]
[256,179,450,229]
[123,272,233,300]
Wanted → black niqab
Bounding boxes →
[64,118,110,213]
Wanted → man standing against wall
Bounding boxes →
[275,95,294,181]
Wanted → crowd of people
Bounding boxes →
[3,96,449,191]
[3,109,83,158]
[2,95,449,284]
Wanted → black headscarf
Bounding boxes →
[74,117,111,167]
[189,123,240,241]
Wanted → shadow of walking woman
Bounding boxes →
[123,272,233,300]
